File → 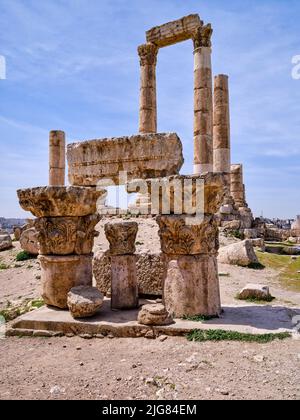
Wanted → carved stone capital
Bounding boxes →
[193,24,213,49]
[156,215,219,255]
[104,222,138,255]
[138,43,158,66]
[34,214,100,255]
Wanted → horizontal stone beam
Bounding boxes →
[67,133,184,186]
[146,14,203,48]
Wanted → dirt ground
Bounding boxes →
[0,336,299,400]
[0,218,300,400]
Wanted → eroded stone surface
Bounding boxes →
[67,286,104,318]
[146,14,202,48]
[111,255,138,310]
[238,284,271,301]
[164,255,221,318]
[93,251,165,296]
[67,133,184,186]
[138,303,173,326]
[20,228,39,255]
[218,240,258,267]
[156,215,219,255]
[127,172,228,215]
[104,222,138,255]
[0,233,12,251]
[35,215,100,255]
[17,186,104,217]
[39,254,93,309]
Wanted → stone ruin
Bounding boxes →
[16,14,258,327]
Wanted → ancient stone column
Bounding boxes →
[157,215,221,318]
[138,43,158,134]
[192,24,213,175]
[230,164,246,208]
[17,186,105,309]
[213,75,230,173]
[104,222,139,310]
[49,130,65,186]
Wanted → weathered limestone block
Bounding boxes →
[127,172,228,215]
[20,227,39,255]
[222,220,241,230]
[138,303,173,326]
[238,284,271,301]
[17,186,104,217]
[218,240,258,267]
[39,254,93,309]
[0,233,12,251]
[67,133,184,186]
[111,255,138,309]
[146,14,202,48]
[291,216,300,236]
[49,130,65,186]
[34,215,100,255]
[164,255,221,318]
[13,224,29,241]
[243,228,258,239]
[249,238,265,252]
[93,251,165,296]
[67,286,104,318]
[104,222,138,256]
[156,215,219,255]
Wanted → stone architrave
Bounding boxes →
[192,24,213,175]
[39,254,93,309]
[146,14,203,47]
[127,172,228,216]
[49,130,65,186]
[138,43,158,133]
[67,133,184,186]
[34,214,100,255]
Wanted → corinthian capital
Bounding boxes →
[138,43,158,66]
[193,24,213,49]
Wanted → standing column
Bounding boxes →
[230,164,246,208]
[192,24,213,175]
[49,130,65,186]
[213,75,230,173]
[104,222,139,309]
[138,43,158,134]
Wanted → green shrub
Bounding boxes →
[187,329,291,343]
[16,251,34,262]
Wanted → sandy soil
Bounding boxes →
[0,218,299,400]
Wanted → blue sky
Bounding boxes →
[0,0,299,218]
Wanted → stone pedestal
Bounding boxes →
[17,186,104,309]
[156,214,221,318]
[192,24,213,175]
[49,130,65,186]
[104,222,139,310]
[138,43,158,134]
[39,255,93,309]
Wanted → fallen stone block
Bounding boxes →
[67,286,104,318]
[238,284,272,301]
[218,240,259,267]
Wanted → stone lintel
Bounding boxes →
[146,14,203,48]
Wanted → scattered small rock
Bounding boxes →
[144,330,156,339]
[79,333,93,339]
[107,333,114,339]
[159,335,168,342]
[79,362,84,366]
[95,333,105,339]
[66,333,74,338]
[76,346,82,351]
[253,355,265,363]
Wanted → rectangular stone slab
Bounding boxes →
[146,14,203,48]
[67,133,184,186]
